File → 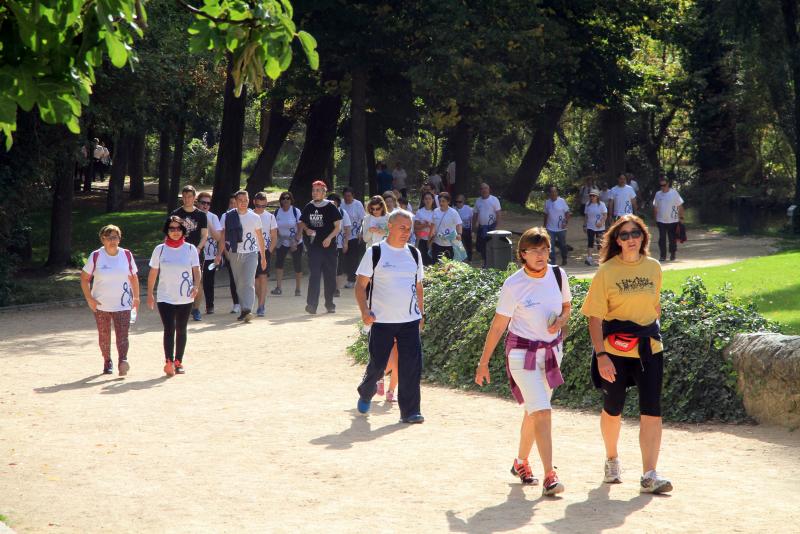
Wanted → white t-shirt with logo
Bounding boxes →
[457,204,474,229]
[221,209,263,254]
[83,248,139,312]
[257,211,278,251]
[496,267,571,343]
[275,206,302,248]
[653,189,684,224]
[545,197,570,232]
[149,243,200,305]
[342,200,366,240]
[392,169,408,189]
[474,195,502,226]
[336,207,352,249]
[203,211,223,261]
[356,242,424,323]
[584,201,608,232]
[609,185,637,216]
[361,214,388,247]
[432,207,461,246]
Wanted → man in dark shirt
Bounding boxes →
[170,185,208,320]
[376,162,394,194]
[299,180,342,314]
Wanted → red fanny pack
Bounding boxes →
[608,333,639,352]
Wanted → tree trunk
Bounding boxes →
[366,142,377,198]
[106,133,131,213]
[246,98,295,197]
[504,103,568,204]
[168,119,186,213]
[349,65,367,199]
[781,0,800,232]
[289,93,343,206]
[157,128,172,204]
[128,131,146,200]
[211,58,248,215]
[601,107,627,184]
[259,95,270,148]
[450,119,470,196]
[46,133,75,268]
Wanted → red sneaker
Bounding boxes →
[174,360,185,374]
[510,459,538,485]
[542,470,564,496]
[164,360,175,377]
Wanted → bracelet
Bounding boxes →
[595,351,609,358]
[477,362,489,368]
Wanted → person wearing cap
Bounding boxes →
[299,180,342,314]
[584,188,608,266]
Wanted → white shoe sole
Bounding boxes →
[641,479,673,493]
[543,482,564,496]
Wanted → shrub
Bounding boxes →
[183,137,216,185]
[348,264,780,423]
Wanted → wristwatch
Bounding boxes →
[595,351,609,358]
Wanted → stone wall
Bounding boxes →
[725,333,800,429]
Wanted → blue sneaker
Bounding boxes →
[191,309,201,321]
[400,414,425,424]
[357,398,371,414]
[256,305,265,317]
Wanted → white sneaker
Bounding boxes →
[640,470,673,494]
[231,304,241,314]
[604,457,622,483]
[344,281,355,289]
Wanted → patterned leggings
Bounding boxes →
[94,310,131,361]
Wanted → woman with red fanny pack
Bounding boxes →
[475,227,570,497]
[580,214,673,494]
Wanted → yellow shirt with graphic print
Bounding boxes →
[580,254,663,358]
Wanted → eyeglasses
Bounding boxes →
[168,226,183,231]
[369,207,383,213]
[102,235,120,241]
[254,204,267,208]
[659,183,668,187]
[198,200,211,205]
[618,229,643,241]
[280,196,290,201]
[521,248,549,256]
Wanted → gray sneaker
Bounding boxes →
[604,457,622,484]
[640,470,672,494]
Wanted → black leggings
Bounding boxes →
[202,259,216,311]
[157,302,192,362]
[600,352,664,417]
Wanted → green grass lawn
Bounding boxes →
[661,250,800,334]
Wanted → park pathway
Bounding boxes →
[1,292,798,533]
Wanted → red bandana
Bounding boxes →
[165,236,185,248]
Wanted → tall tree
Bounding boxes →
[246,97,296,197]
[211,60,248,214]
[129,132,146,200]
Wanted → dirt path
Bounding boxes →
[1,289,798,533]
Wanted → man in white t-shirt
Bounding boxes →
[427,168,444,193]
[627,173,640,198]
[473,182,503,267]
[215,190,267,322]
[608,174,638,219]
[253,192,278,317]
[392,163,408,198]
[196,191,223,315]
[355,209,425,424]
[652,178,685,261]
[544,186,571,266]
[342,187,366,288]
[454,194,473,262]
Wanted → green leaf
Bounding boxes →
[105,32,128,67]
[296,30,318,70]
[265,55,280,79]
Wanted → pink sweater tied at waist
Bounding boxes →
[504,331,564,405]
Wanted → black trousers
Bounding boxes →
[307,244,337,311]
[343,239,364,282]
[157,302,192,361]
[202,259,216,311]
[431,243,454,263]
[417,239,433,266]
[657,222,678,259]
[225,258,238,304]
[461,228,473,261]
[357,320,423,419]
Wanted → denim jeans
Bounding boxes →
[547,229,568,264]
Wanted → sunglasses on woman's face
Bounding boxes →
[280,197,290,201]
[168,226,183,231]
[370,206,382,212]
[618,229,643,241]
[254,203,267,208]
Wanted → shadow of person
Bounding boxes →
[34,374,117,394]
[100,376,170,394]
[543,484,656,533]
[446,484,541,533]
[309,410,406,450]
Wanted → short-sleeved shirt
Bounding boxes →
[377,171,394,193]
[361,214,388,247]
[414,208,435,239]
[427,174,443,192]
[275,206,303,248]
[356,242,424,323]
[474,195,502,226]
[82,248,138,312]
[221,209,263,254]
[431,207,461,246]
[545,197,570,232]
[584,202,608,232]
[580,255,663,357]
[149,243,200,305]
[170,207,208,247]
[203,211,223,261]
[496,267,571,342]
[653,189,684,224]
[336,207,352,249]
[609,185,637,217]
[392,169,408,189]
[300,200,342,249]
[457,205,474,229]
[342,199,366,239]
[257,211,278,251]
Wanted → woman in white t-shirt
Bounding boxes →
[80,224,139,376]
[475,227,571,497]
[272,191,304,297]
[361,196,389,247]
[583,188,608,266]
[415,191,437,266]
[430,192,462,263]
[147,216,201,377]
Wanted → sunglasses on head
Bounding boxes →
[618,229,643,241]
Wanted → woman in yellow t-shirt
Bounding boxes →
[580,214,672,494]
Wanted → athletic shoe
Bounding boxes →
[376,379,385,396]
[174,360,185,375]
[584,258,592,266]
[231,304,241,314]
[192,309,201,321]
[206,307,214,315]
[103,359,113,375]
[271,287,282,296]
[510,459,537,485]
[344,281,355,289]
[385,390,395,402]
[164,360,175,377]
[295,289,302,297]
[326,306,336,314]
[670,252,676,261]
[542,470,564,496]
[333,289,341,298]
[659,256,666,262]
[561,259,568,266]
[118,359,130,377]
[256,306,265,317]
[640,470,672,494]
[400,414,425,424]
[242,310,254,323]
[357,398,371,414]
[604,457,622,484]
[305,305,316,315]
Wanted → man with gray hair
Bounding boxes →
[355,209,425,424]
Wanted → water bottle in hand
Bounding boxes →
[130,308,137,325]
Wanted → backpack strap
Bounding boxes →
[123,248,134,275]
[90,250,100,279]
[551,264,562,292]
[407,245,420,285]
[368,243,382,309]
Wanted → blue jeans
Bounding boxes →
[548,229,567,264]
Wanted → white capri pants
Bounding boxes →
[507,345,564,414]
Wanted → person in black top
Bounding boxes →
[170,185,208,320]
[299,180,342,314]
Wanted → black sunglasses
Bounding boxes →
[618,229,643,241]
[198,200,211,205]
[168,226,183,231]
[254,203,267,208]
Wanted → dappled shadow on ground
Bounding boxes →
[670,420,800,451]
[309,408,406,450]
[34,374,117,393]
[542,484,655,533]
[446,485,541,533]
